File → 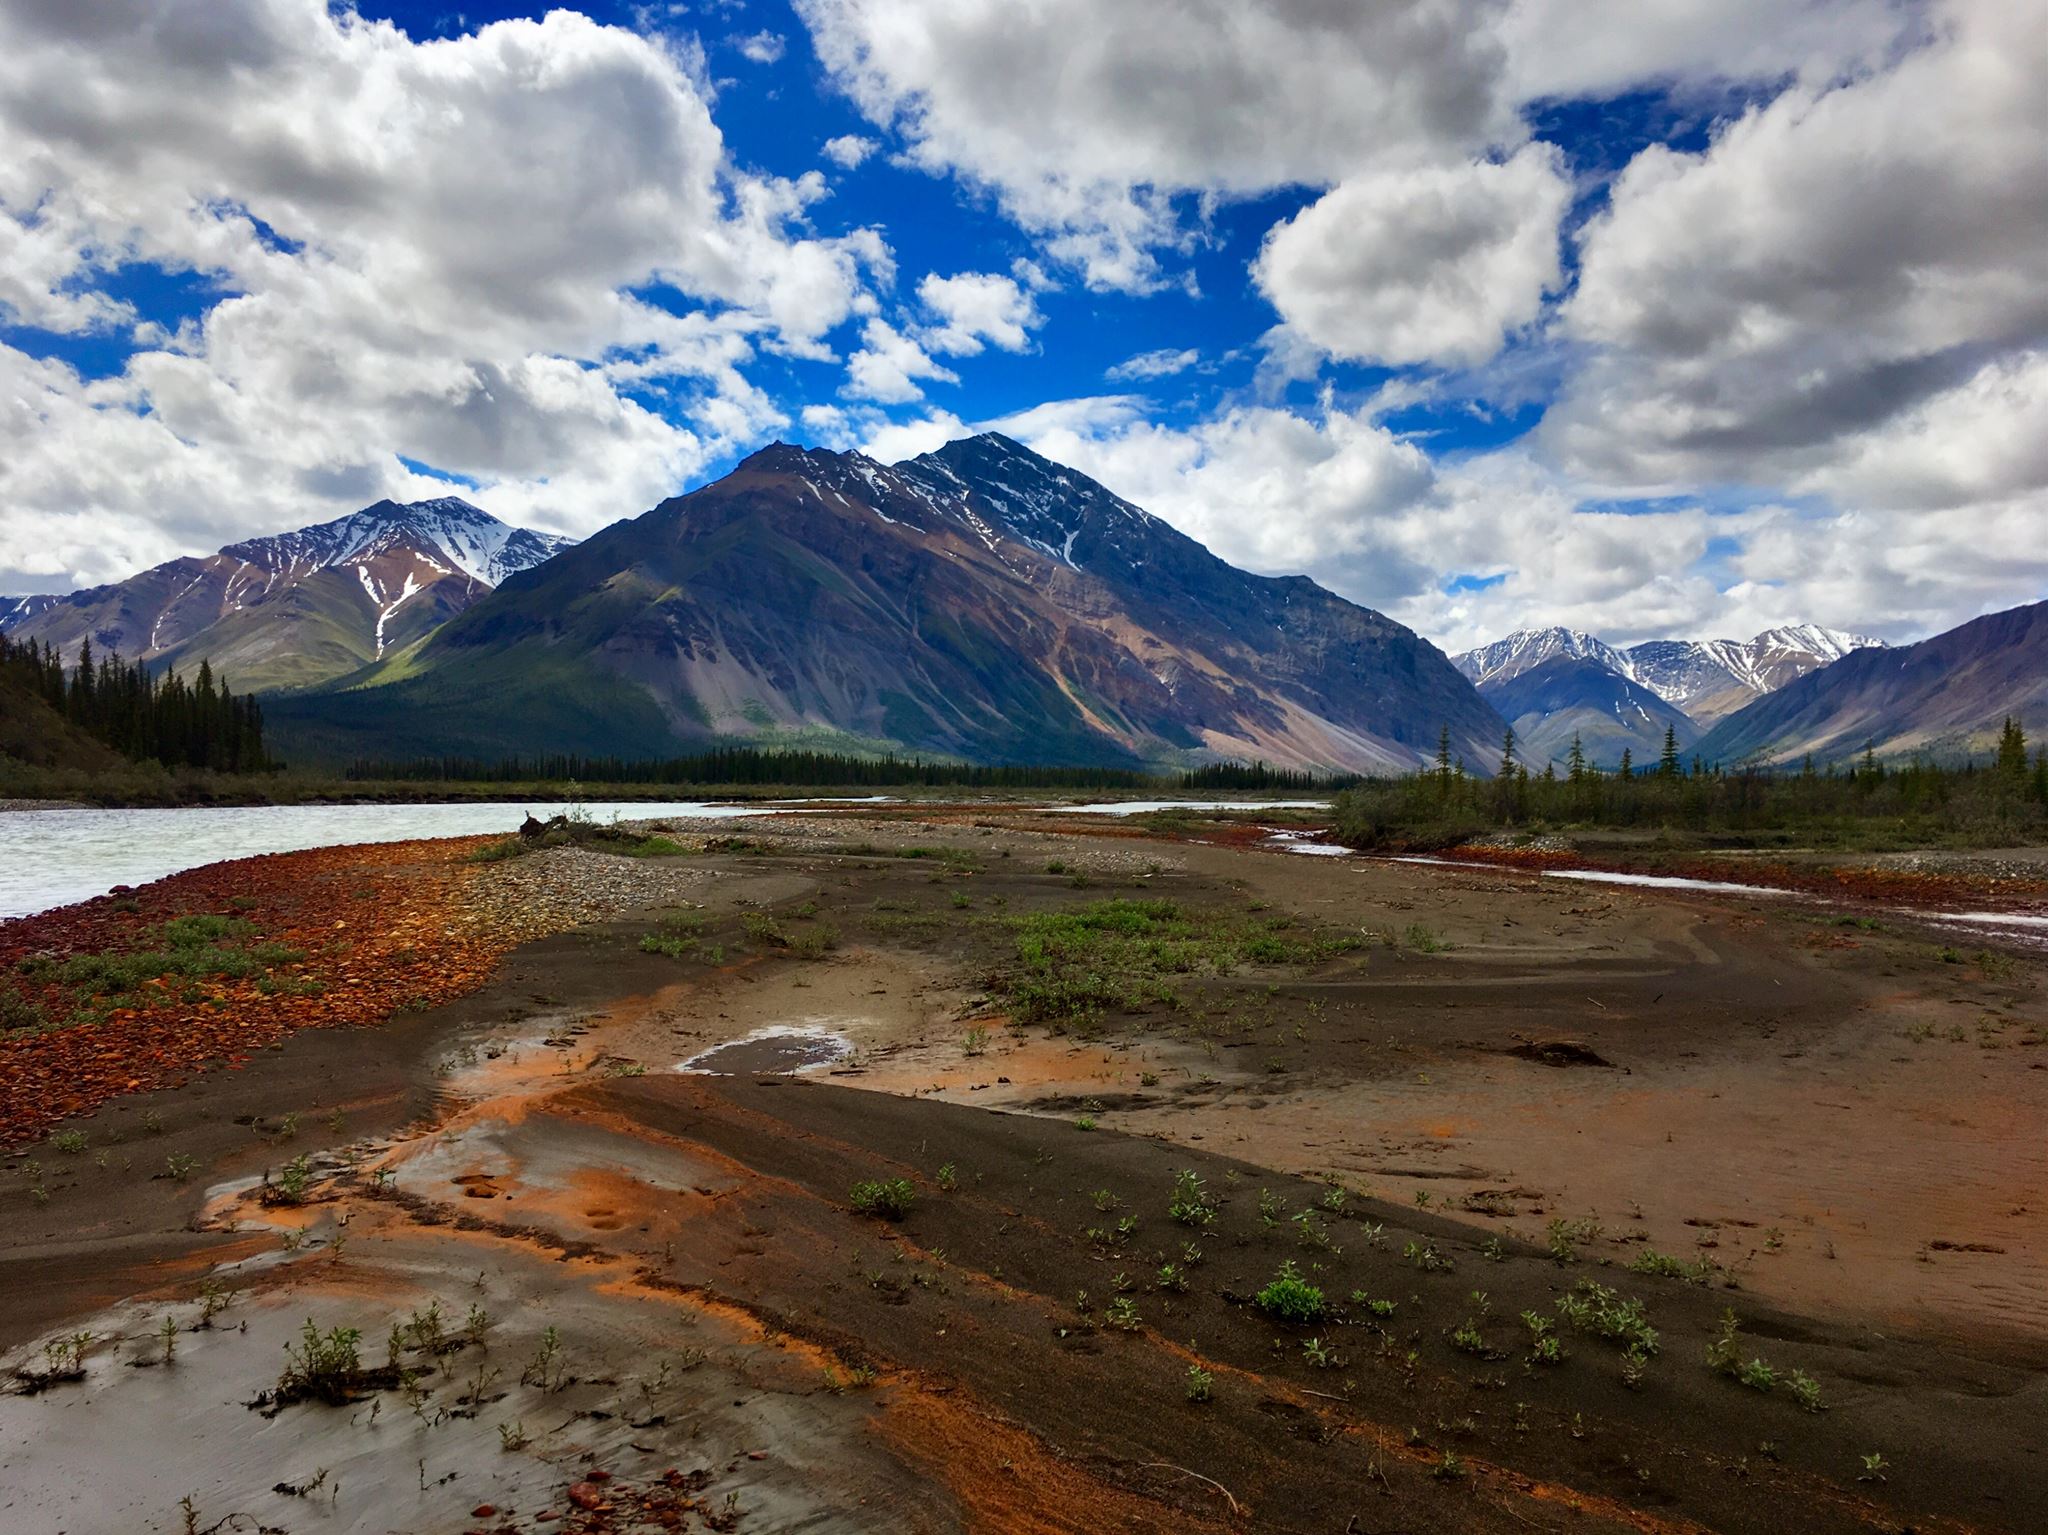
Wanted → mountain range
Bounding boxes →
[1694,601,2048,767]
[4,437,2039,776]
[1453,623,1885,769]
[0,498,573,694]
[266,435,1502,772]
[1454,625,1881,723]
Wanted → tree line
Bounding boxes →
[342,748,1358,793]
[0,634,272,773]
[1334,719,2048,848]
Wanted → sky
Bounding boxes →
[1,0,2043,654]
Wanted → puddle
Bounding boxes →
[1261,828,1354,857]
[1051,799,1330,816]
[677,1025,855,1075]
[1384,855,2048,942]
[1384,854,1801,899]
[1543,868,1797,896]
[1927,910,2048,930]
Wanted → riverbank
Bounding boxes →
[1,810,2042,1532]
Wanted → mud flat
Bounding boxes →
[2,812,2043,1533]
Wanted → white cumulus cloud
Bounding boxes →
[0,0,887,590]
[1254,144,1570,369]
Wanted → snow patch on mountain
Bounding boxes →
[221,497,573,588]
[1454,627,1637,689]
[1459,625,1887,724]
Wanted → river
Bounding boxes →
[0,800,776,919]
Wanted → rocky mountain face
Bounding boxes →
[0,498,573,694]
[1455,627,1634,692]
[1455,624,1884,726]
[1479,656,1698,771]
[272,434,1505,771]
[1696,601,2048,767]
[1625,625,1883,723]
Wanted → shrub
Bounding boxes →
[1555,1281,1658,1356]
[849,1178,915,1220]
[1254,1260,1326,1325]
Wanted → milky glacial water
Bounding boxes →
[0,794,1343,920]
[1053,799,1330,815]
[1382,855,2047,948]
[676,1024,855,1075]
[0,800,774,919]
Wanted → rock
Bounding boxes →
[566,1481,606,1510]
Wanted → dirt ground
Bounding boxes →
[2,810,2043,1534]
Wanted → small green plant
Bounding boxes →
[276,1112,299,1139]
[1858,1451,1889,1483]
[1738,1357,1779,1392]
[1254,1260,1326,1324]
[1301,1336,1337,1369]
[1105,1295,1142,1331]
[50,1129,87,1154]
[142,1110,164,1134]
[962,1026,989,1057]
[1556,1281,1658,1356]
[1167,1168,1215,1227]
[198,1278,234,1326]
[1074,1114,1097,1131]
[498,1420,529,1451]
[850,1178,915,1220]
[274,1154,312,1204]
[277,1321,365,1403]
[1184,1364,1213,1402]
[520,1325,566,1392]
[1547,1216,1599,1264]
[1788,1369,1826,1413]
[164,1153,197,1181]
[936,1162,959,1192]
[1431,1449,1466,1481]
[1156,1262,1188,1292]
[1631,1248,1713,1285]
[1706,1309,1743,1376]
[1403,1239,1453,1273]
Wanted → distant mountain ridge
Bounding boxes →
[1483,656,1698,770]
[1455,624,1884,725]
[269,433,1506,772]
[1695,601,2048,767]
[0,498,574,694]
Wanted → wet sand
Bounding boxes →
[1,813,2043,1533]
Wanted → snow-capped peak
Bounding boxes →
[221,497,574,586]
[1453,627,1636,689]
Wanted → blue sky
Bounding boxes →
[0,1,2041,651]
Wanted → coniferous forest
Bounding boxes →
[0,634,272,773]
[1333,720,2048,850]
